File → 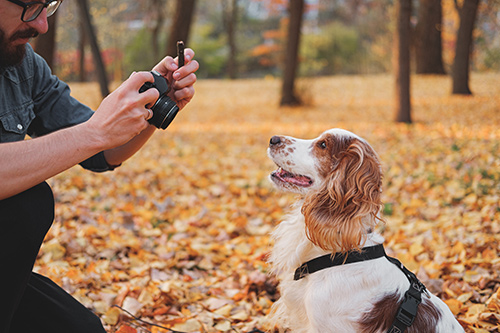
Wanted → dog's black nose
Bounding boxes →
[270,136,281,146]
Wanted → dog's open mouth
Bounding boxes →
[271,167,313,187]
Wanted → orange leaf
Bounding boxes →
[153,305,171,316]
[116,325,137,333]
[444,299,462,315]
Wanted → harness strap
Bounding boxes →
[294,244,386,280]
[293,245,428,333]
[385,256,427,333]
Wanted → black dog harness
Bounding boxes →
[294,244,429,333]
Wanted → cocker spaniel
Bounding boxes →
[266,128,464,333]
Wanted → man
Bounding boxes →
[0,1,199,332]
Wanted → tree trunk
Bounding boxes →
[150,0,165,61]
[280,0,304,106]
[415,0,445,74]
[394,0,412,123]
[452,0,480,95]
[347,0,361,24]
[78,15,87,82]
[76,0,109,97]
[222,0,238,79]
[33,13,58,70]
[166,0,196,58]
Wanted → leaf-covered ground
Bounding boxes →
[37,73,500,332]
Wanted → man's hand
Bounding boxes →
[152,48,199,111]
[86,72,160,151]
[84,49,199,167]
[89,49,199,153]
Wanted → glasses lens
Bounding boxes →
[24,3,45,22]
[46,1,61,17]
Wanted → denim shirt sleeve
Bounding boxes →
[0,44,114,172]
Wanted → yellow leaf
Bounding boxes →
[457,292,473,303]
[409,241,424,256]
[171,319,202,332]
[450,242,465,256]
[41,240,66,261]
[444,299,462,315]
[102,307,121,325]
[214,304,233,317]
[214,320,232,331]
[466,304,486,317]
[122,297,143,317]
[231,310,249,321]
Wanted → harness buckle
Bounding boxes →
[395,289,421,327]
[388,327,402,333]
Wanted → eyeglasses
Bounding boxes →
[8,0,63,23]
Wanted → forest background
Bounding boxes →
[43,0,499,82]
[29,0,500,332]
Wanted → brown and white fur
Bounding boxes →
[267,129,464,333]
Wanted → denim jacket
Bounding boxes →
[0,44,111,172]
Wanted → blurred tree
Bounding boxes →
[452,0,480,95]
[150,0,166,61]
[166,0,196,58]
[415,0,446,74]
[394,0,412,123]
[281,0,305,106]
[33,14,58,70]
[221,0,239,79]
[76,0,109,97]
[347,0,362,24]
[78,15,87,82]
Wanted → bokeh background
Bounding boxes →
[29,1,500,332]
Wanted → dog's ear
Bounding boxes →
[302,139,382,253]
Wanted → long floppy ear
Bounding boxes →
[302,139,382,253]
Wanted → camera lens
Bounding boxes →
[139,71,180,130]
[149,95,179,129]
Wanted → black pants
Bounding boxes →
[0,182,106,333]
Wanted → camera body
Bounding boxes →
[139,71,179,130]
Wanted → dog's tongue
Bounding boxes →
[276,168,312,187]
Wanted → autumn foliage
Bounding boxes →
[38,74,499,332]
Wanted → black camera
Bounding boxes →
[139,71,179,130]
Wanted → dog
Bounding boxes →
[266,128,464,332]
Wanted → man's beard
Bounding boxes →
[0,27,39,69]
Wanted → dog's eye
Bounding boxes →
[318,141,327,149]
